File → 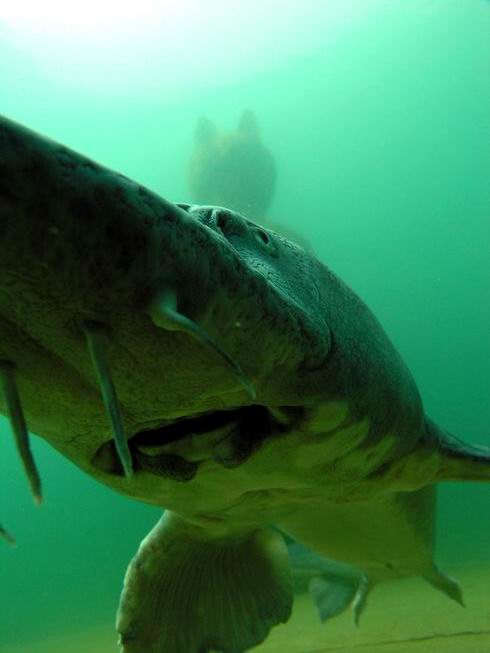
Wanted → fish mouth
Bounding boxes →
[92,405,292,481]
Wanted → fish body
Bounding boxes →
[0,115,489,652]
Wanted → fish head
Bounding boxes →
[0,115,335,511]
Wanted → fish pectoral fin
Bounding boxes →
[308,573,371,625]
[308,576,356,623]
[422,564,465,606]
[117,512,293,653]
[426,418,490,482]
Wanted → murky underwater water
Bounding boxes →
[0,1,489,651]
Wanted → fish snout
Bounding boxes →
[181,204,279,259]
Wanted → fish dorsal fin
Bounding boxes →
[426,419,490,482]
[238,109,261,140]
[195,116,218,144]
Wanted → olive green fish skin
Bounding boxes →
[0,114,488,652]
[0,114,424,493]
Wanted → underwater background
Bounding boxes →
[0,1,489,651]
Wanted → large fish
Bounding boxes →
[188,110,275,223]
[188,110,311,252]
[0,115,489,653]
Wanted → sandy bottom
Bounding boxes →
[6,563,490,653]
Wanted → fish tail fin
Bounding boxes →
[425,419,490,482]
[117,512,293,653]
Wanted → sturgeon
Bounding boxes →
[188,110,311,251]
[0,115,489,653]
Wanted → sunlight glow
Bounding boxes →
[0,0,161,35]
[0,1,384,96]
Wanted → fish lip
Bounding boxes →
[131,407,244,451]
[91,405,287,477]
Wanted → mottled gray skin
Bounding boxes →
[0,115,488,652]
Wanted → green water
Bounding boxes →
[1,1,489,651]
